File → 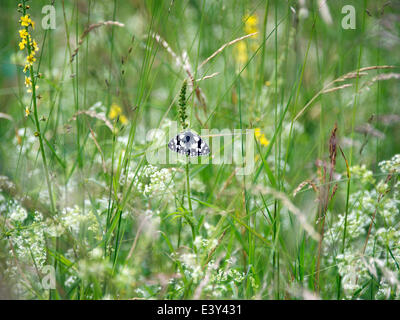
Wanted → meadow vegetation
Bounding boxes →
[0,0,399,299]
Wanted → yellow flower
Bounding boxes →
[259,135,269,146]
[19,29,28,39]
[26,53,36,65]
[254,128,269,146]
[24,76,32,87]
[234,42,248,65]
[32,40,39,52]
[25,107,30,117]
[18,39,27,50]
[119,114,128,125]
[20,15,31,27]
[243,14,258,37]
[108,103,122,119]
[108,103,128,124]
[27,85,38,94]
[31,20,35,29]
[23,64,29,73]
[265,81,271,87]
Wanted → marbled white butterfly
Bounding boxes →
[168,130,210,157]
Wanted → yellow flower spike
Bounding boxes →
[25,107,30,117]
[18,39,27,50]
[254,128,262,138]
[234,42,248,65]
[19,29,28,39]
[24,76,32,87]
[20,15,31,27]
[108,103,122,120]
[32,40,39,52]
[119,115,128,125]
[244,14,258,26]
[108,103,129,124]
[243,14,259,37]
[259,135,270,147]
[254,128,269,146]
[26,53,36,65]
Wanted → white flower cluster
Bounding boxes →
[1,195,112,298]
[350,164,375,185]
[64,275,78,288]
[180,252,203,283]
[327,189,375,246]
[5,210,47,296]
[47,205,101,238]
[205,262,248,298]
[379,154,400,174]
[212,267,244,283]
[134,165,176,196]
[8,200,28,223]
[335,253,367,294]
[194,236,218,251]
[0,194,48,297]
[168,249,249,298]
[62,206,98,233]
[325,155,400,299]
[13,213,46,267]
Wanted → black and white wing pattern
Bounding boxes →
[168,130,210,157]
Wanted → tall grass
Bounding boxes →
[0,0,399,300]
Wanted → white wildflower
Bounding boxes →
[9,204,27,223]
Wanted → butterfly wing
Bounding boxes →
[168,131,210,157]
[191,133,210,156]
